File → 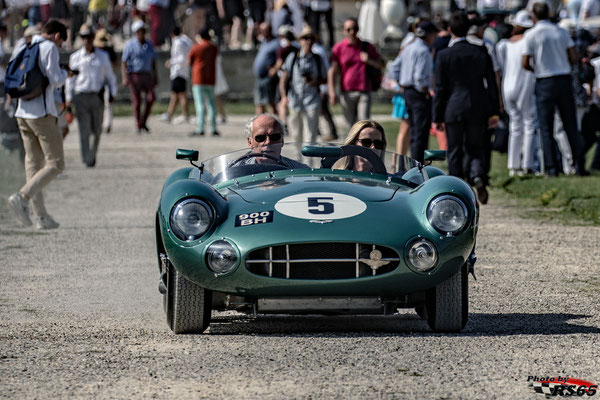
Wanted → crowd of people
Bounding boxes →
[3,1,600,231]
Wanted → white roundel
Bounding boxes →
[275,192,367,220]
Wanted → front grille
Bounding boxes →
[246,243,400,280]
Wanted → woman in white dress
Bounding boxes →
[496,10,537,175]
[357,0,385,45]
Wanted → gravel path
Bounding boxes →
[1,116,599,399]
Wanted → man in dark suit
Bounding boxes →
[433,11,499,204]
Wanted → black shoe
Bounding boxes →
[473,177,488,205]
[189,131,204,136]
[576,169,590,176]
[212,131,220,136]
[141,125,151,133]
[86,158,96,168]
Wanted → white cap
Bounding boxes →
[514,10,533,28]
[131,19,146,33]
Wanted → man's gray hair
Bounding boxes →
[244,113,288,139]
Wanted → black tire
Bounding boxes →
[165,262,212,334]
[415,305,427,320]
[425,263,468,332]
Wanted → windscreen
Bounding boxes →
[200,142,423,184]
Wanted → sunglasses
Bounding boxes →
[345,26,358,32]
[356,138,384,150]
[254,133,282,143]
[301,36,315,42]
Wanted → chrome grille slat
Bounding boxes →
[246,258,400,263]
[246,243,401,280]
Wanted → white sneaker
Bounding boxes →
[34,214,60,230]
[172,115,187,125]
[509,169,517,177]
[159,113,171,122]
[8,193,32,226]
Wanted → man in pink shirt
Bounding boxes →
[328,17,384,131]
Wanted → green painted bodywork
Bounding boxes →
[156,166,478,298]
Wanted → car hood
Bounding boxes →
[225,175,408,204]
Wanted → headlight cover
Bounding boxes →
[206,240,239,274]
[170,199,213,241]
[407,239,438,272]
[427,195,468,235]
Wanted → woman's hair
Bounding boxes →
[334,120,387,170]
[344,120,387,150]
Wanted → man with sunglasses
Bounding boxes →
[65,24,117,168]
[328,18,384,131]
[239,113,308,168]
[279,26,326,150]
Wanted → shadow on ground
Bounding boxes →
[205,312,600,337]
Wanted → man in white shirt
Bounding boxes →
[8,20,69,230]
[521,2,589,176]
[66,24,117,168]
[160,26,193,124]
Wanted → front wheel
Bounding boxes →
[425,263,468,332]
[165,262,212,334]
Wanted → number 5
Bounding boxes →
[308,197,334,214]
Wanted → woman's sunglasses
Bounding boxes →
[356,138,385,150]
[254,133,282,143]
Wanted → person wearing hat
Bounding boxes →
[395,20,439,163]
[496,10,537,176]
[121,19,158,134]
[433,11,500,204]
[272,25,299,120]
[65,24,117,167]
[279,25,327,155]
[93,28,118,134]
[188,27,219,136]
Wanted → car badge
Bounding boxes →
[309,219,333,224]
[360,249,390,271]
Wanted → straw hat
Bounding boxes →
[298,25,316,40]
[93,28,113,48]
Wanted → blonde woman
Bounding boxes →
[334,120,387,172]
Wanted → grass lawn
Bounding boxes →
[379,118,600,225]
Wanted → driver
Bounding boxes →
[335,120,387,171]
[240,113,308,168]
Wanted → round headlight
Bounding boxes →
[170,199,213,241]
[407,239,438,272]
[427,195,468,234]
[206,240,239,274]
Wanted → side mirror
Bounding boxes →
[424,150,446,162]
[176,149,199,162]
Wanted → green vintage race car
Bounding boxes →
[155,143,478,333]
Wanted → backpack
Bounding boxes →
[361,41,383,92]
[5,41,49,100]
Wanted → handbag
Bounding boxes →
[361,41,382,92]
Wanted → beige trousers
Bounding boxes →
[17,115,65,217]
